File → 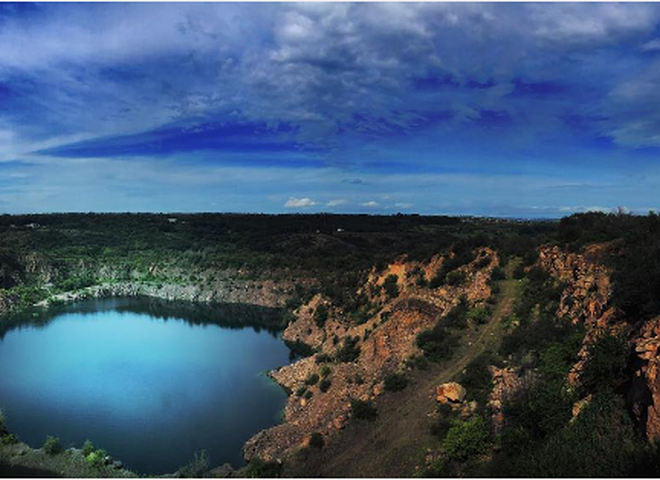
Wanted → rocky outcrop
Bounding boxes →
[436,382,466,405]
[488,366,532,433]
[244,249,499,462]
[630,316,660,439]
[537,244,624,386]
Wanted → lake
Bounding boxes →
[0,297,292,474]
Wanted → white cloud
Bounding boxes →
[642,38,660,52]
[326,199,347,207]
[360,201,380,208]
[394,202,413,209]
[284,197,317,208]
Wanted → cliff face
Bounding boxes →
[537,244,624,387]
[244,248,498,462]
[537,243,660,441]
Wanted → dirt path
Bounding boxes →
[287,261,521,478]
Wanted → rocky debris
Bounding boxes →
[537,244,625,387]
[489,366,532,433]
[571,394,592,421]
[630,316,660,440]
[436,382,466,405]
[245,249,499,463]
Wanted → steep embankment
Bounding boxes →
[539,243,660,444]
[244,248,500,471]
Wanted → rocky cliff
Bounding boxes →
[244,248,498,462]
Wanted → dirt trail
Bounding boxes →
[288,261,521,478]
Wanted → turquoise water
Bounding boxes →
[0,298,291,474]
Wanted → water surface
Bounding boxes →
[0,297,291,474]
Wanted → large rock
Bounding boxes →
[436,382,466,404]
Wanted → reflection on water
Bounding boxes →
[0,297,291,474]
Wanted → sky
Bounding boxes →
[1,2,660,217]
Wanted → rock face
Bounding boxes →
[631,316,660,439]
[537,244,624,387]
[436,382,466,404]
[244,248,499,462]
[537,243,660,442]
[488,366,531,433]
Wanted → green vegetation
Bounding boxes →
[383,372,408,392]
[319,378,332,393]
[309,432,324,449]
[81,439,95,457]
[335,336,361,362]
[441,416,491,462]
[383,274,399,299]
[314,304,328,328]
[42,435,63,455]
[178,450,210,478]
[305,373,320,386]
[246,457,283,478]
[350,398,378,421]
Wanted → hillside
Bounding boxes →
[2,212,660,477]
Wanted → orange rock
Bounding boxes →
[436,382,466,404]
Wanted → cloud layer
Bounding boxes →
[2,3,660,216]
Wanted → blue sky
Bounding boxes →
[1,2,660,216]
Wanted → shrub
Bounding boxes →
[383,372,408,392]
[513,263,526,280]
[319,378,332,393]
[246,457,282,478]
[416,327,458,361]
[383,274,399,298]
[467,307,490,325]
[580,334,628,393]
[0,410,5,432]
[335,336,361,363]
[305,373,320,386]
[43,435,63,455]
[309,432,324,449]
[86,449,108,470]
[178,450,210,478]
[314,304,328,328]
[446,271,466,286]
[320,365,331,378]
[1,433,19,445]
[442,416,491,462]
[350,398,378,421]
[490,266,506,281]
[82,439,95,457]
[406,354,429,370]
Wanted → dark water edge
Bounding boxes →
[0,295,287,340]
[0,297,293,475]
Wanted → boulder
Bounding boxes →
[436,382,466,404]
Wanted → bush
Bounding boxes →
[513,263,526,280]
[490,266,506,281]
[246,457,282,478]
[335,336,361,363]
[442,416,491,462]
[178,450,210,478]
[305,373,320,386]
[580,334,628,393]
[467,307,490,325]
[416,327,458,361]
[1,433,19,445]
[446,271,466,286]
[309,432,324,449]
[82,439,95,457]
[383,372,408,392]
[320,365,331,377]
[86,449,108,470]
[383,274,399,298]
[314,304,328,328]
[0,410,5,432]
[350,398,378,421]
[319,378,332,393]
[43,435,63,455]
